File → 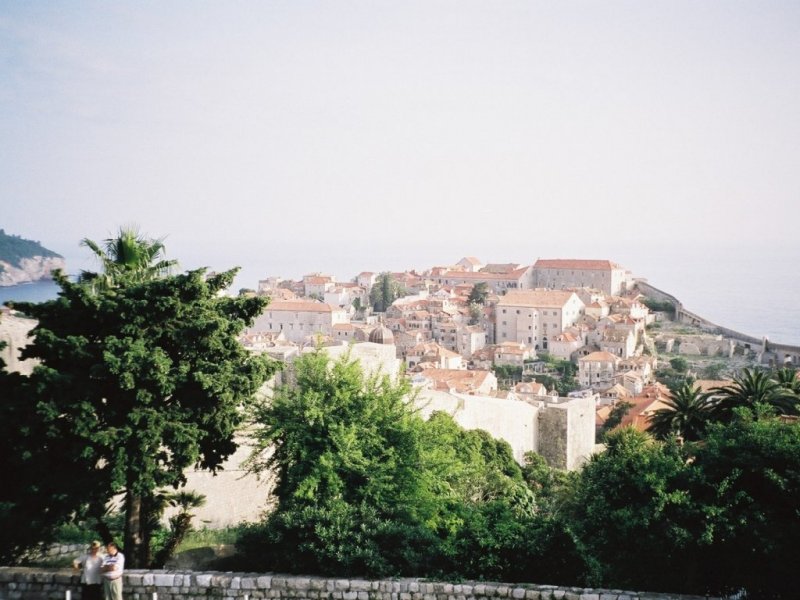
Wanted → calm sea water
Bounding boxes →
[2,241,798,345]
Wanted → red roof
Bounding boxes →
[534,259,620,270]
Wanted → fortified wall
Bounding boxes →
[634,280,800,367]
[0,568,718,600]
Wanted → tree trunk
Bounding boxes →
[123,490,145,567]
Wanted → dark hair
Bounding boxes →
[107,542,118,549]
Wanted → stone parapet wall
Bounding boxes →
[0,568,718,600]
[37,545,87,562]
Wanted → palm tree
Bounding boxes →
[152,491,207,567]
[710,368,798,422]
[773,366,800,395]
[79,226,177,289]
[647,382,713,441]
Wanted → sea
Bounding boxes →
[2,240,798,346]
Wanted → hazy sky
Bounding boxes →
[2,2,799,270]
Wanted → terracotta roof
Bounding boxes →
[554,332,579,343]
[534,259,621,270]
[497,290,577,308]
[481,263,522,274]
[442,270,524,281]
[422,369,493,393]
[580,351,620,362]
[305,276,332,285]
[268,300,336,313]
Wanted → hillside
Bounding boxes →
[0,229,62,268]
[0,230,65,286]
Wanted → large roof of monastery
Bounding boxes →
[267,300,337,313]
[441,267,529,280]
[534,259,621,270]
[497,290,577,308]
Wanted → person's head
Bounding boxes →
[106,542,118,555]
[90,541,101,554]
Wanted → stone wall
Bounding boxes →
[0,568,719,600]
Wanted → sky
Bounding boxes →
[1,1,799,279]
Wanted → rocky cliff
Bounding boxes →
[0,255,67,286]
[0,311,38,375]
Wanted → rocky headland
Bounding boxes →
[0,255,66,286]
[0,229,64,286]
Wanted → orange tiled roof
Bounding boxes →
[534,259,621,270]
[497,290,577,308]
[268,300,336,313]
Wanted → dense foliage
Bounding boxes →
[242,350,594,582]
[0,265,275,566]
[241,353,800,597]
[467,282,489,306]
[640,297,675,315]
[369,272,405,312]
[0,229,62,268]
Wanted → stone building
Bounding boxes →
[494,290,584,350]
[533,259,630,296]
[247,299,349,344]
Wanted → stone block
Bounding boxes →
[343,591,358,600]
[196,575,213,587]
[310,579,326,591]
[241,578,257,590]
[357,592,369,600]
[579,594,600,600]
[142,574,155,587]
[287,578,310,590]
[408,583,420,593]
[350,581,370,592]
[512,589,526,599]
[335,581,350,591]
[154,574,175,587]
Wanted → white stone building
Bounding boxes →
[533,259,630,296]
[495,290,585,351]
[578,350,622,390]
[248,300,349,344]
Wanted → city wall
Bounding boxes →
[0,568,719,600]
[633,280,800,366]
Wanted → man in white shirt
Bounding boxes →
[73,541,103,600]
[101,542,124,600]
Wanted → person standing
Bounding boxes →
[101,542,124,600]
[73,541,103,600]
